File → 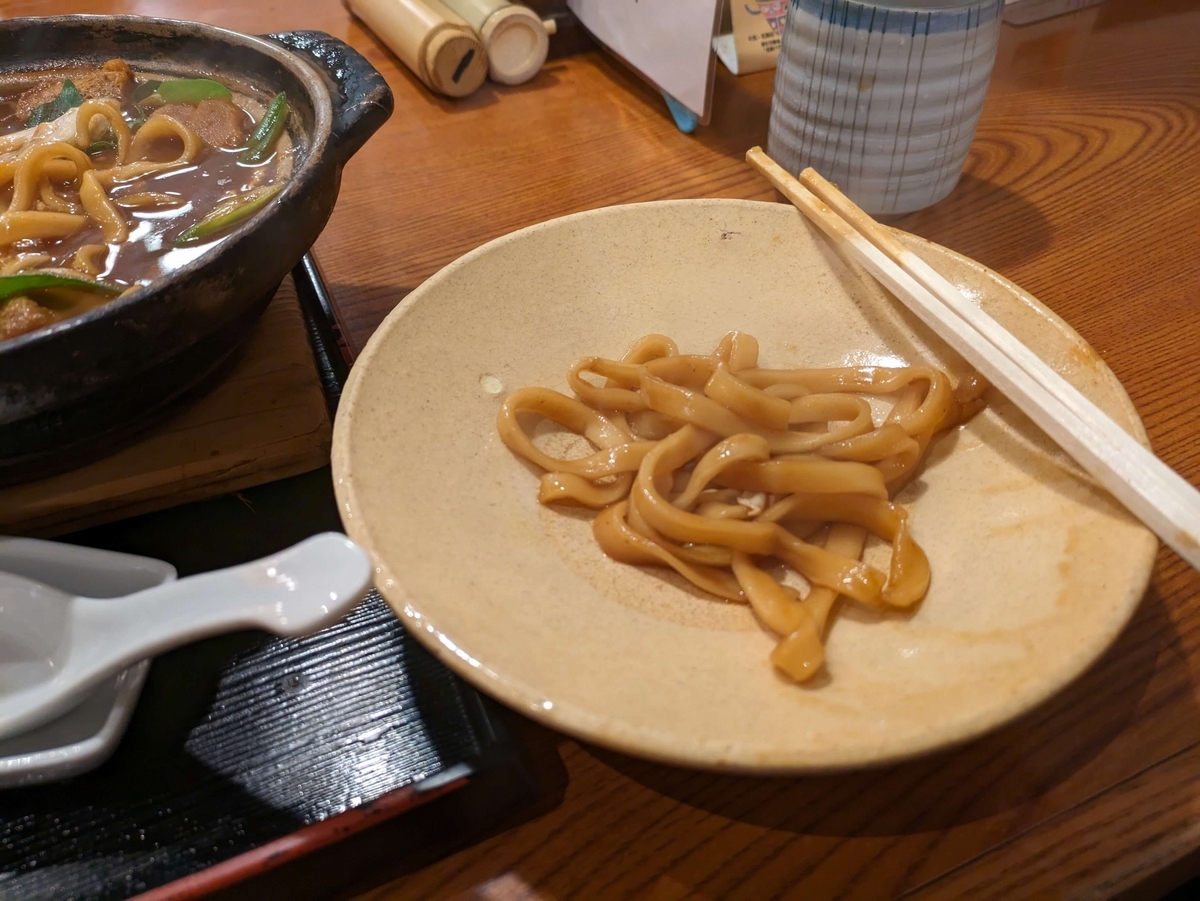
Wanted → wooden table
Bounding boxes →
[8,0,1200,898]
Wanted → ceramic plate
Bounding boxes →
[332,200,1156,773]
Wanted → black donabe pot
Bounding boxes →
[0,16,393,485]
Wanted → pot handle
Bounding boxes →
[264,30,394,163]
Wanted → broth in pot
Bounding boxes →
[0,59,296,341]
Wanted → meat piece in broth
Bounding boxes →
[152,99,250,149]
[0,297,59,341]
[14,59,134,121]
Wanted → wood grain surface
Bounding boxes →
[0,279,331,537]
[4,0,1200,898]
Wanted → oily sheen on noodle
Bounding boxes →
[497,332,987,683]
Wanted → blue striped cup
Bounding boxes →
[767,0,1004,215]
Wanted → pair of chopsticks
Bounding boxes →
[745,146,1200,573]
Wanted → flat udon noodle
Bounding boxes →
[0,102,202,263]
[496,332,988,683]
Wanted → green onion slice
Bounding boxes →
[173,184,283,247]
[240,93,288,164]
[0,272,122,303]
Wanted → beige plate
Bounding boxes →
[332,200,1156,773]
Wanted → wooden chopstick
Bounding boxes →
[745,145,1200,572]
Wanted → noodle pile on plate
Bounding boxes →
[497,332,988,682]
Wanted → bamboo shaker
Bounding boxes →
[439,0,552,85]
[346,0,488,98]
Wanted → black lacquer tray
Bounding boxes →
[0,257,536,901]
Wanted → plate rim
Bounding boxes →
[332,198,1157,774]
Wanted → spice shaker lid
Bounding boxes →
[425,26,488,97]
[480,5,549,85]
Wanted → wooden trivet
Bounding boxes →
[0,277,332,537]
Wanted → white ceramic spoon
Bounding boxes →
[0,532,373,741]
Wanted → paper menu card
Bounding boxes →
[567,0,724,123]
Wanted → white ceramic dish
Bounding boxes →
[0,533,372,741]
[0,537,173,788]
[331,199,1156,773]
